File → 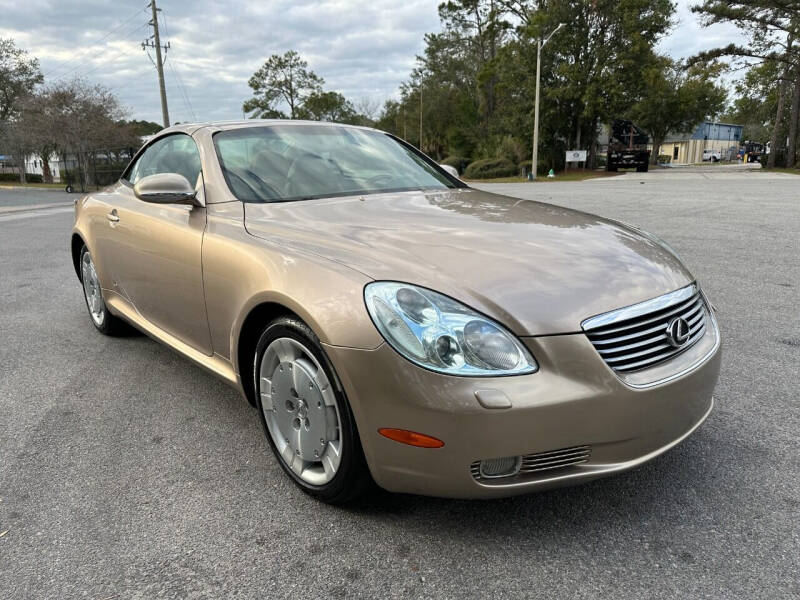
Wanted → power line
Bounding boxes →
[43,6,149,79]
[159,10,197,121]
[58,23,150,81]
[166,58,197,122]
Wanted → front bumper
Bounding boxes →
[324,324,721,499]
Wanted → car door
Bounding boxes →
[106,133,212,355]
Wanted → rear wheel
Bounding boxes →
[79,245,128,335]
[254,316,371,503]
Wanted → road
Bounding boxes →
[1,170,798,599]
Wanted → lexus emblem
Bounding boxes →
[666,317,690,347]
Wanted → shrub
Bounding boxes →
[657,155,672,164]
[0,172,43,183]
[464,158,517,179]
[440,155,471,174]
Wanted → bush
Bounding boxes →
[464,157,517,179]
[657,155,672,164]
[440,155,471,174]
[0,172,43,183]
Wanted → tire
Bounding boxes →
[636,164,649,173]
[65,184,73,193]
[607,165,618,172]
[253,316,371,504]
[79,245,128,336]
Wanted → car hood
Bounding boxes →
[243,188,694,336]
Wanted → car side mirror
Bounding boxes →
[133,173,202,206]
[439,164,460,179]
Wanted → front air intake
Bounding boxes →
[471,445,591,481]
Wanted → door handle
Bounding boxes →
[106,210,119,223]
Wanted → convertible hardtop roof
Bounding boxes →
[158,119,381,136]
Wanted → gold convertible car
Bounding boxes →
[71,121,721,503]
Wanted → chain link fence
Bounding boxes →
[58,147,137,193]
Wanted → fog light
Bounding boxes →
[479,456,521,478]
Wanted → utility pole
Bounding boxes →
[530,23,563,181]
[143,0,170,128]
[419,84,423,151]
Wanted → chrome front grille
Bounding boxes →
[582,284,708,373]
[471,445,591,481]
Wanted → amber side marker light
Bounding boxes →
[378,428,445,448]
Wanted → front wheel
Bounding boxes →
[79,245,128,335]
[254,317,371,504]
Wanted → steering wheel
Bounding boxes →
[364,173,398,188]
[226,170,282,201]
[286,152,336,199]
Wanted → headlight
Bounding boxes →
[364,282,537,376]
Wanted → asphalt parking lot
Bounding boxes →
[1,168,798,599]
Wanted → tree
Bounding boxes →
[379,0,678,171]
[0,38,42,125]
[121,119,163,136]
[691,1,800,166]
[0,117,35,182]
[353,97,382,125]
[243,50,324,119]
[525,0,675,167]
[12,80,139,187]
[296,91,358,123]
[631,59,727,164]
[438,0,508,129]
[721,60,783,156]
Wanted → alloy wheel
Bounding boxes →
[258,337,343,485]
[81,251,105,326]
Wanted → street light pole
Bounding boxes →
[531,23,564,181]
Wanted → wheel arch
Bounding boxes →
[71,232,86,281]
[235,301,304,407]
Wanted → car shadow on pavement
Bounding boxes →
[343,434,719,537]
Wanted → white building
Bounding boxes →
[24,153,61,180]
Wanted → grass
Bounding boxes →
[762,167,800,175]
[0,181,66,189]
[464,170,622,184]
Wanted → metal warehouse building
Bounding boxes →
[656,121,743,164]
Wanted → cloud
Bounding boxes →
[0,0,441,123]
[0,0,743,125]
[659,0,742,60]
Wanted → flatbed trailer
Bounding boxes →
[607,119,650,172]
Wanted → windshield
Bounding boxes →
[213,124,461,203]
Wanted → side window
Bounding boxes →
[126,134,202,186]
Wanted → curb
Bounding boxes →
[0,185,65,192]
[0,201,74,214]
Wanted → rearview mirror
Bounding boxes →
[133,173,201,206]
[439,164,460,179]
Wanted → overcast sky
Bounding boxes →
[0,0,741,125]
